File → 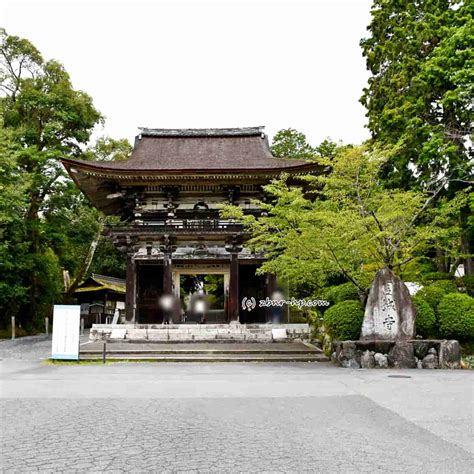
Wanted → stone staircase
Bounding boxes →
[83,323,329,362]
[80,341,329,362]
[89,323,311,343]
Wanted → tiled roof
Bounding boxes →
[74,274,126,294]
[61,127,316,172]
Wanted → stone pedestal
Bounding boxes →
[332,339,461,369]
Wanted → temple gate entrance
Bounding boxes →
[62,126,320,329]
[173,264,229,323]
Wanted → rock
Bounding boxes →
[342,358,361,369]
[389,341,416,368]
[422,353,438,369]
[417,359,423,369]
[361,267,415,341]
[374,352,388,368]
[361,350,375,369]
[428,347,437,355]
[413,341,430,359]
[336,341,361,367]
[439,340,461,369]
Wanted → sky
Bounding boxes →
[1,0,374,147]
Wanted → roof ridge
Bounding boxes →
[91,273,126,283]
[138,127,265,138]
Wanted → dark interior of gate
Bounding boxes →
[136,263,266,324]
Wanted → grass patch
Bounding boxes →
[462,355,474,370]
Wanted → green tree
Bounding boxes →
[0,30,103,326]
[82,136,132,162]
[221,146,468,298]
[0,126,30,326]
[0,30,132,329]
[271,128,317,161]
[360,1,473,190]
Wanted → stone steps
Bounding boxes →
[81,348,322,355]
[79,340,329,362]
[89,323,311,343]
[80,353,329,362]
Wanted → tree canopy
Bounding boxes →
[0,30,127,329]
[221,146,468,297]
[360,1,473,190]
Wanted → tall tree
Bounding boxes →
[0,126,30,327]
[0,30,102,327]
[271,128,342,162]
[271,128,317,161]
[360,1,473,190]
[360,1,473,276]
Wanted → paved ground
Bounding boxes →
[0,335,473,473]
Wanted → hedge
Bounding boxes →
[412,295,437,338]
[417,280,457,313]
[323,283,360,305]
[323,300,364,341]
[437,293,474,341]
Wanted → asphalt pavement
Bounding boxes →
[0,335,472,473]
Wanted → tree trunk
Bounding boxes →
[64,219,104,300]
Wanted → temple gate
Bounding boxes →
[62,127,320,326]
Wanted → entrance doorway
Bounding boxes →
[179,274,226,323]
[173,266,230,323]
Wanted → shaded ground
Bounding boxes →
[0,335,473,473]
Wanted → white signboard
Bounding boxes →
[51,305,80,360]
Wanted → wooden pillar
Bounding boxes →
[163,253,173,295]
[265,273,277,322]
[228,252,240,322]
[125,254,137,323]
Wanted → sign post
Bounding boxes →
[51,305,80,360]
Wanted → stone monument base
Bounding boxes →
[332,339,461,369]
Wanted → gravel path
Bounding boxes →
[0,332,90,361]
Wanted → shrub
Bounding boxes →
[412,296,437,338]
[416,286,445,312]
[437,293,474,341]
[323,300,364,341]
[323,282,360,305]
[428,279,458,294]
[423,272,452,281]
[460,275,474,297]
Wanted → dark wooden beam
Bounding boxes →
[228,252,240,322]
[125,254,137,323]
[163,253,173,295]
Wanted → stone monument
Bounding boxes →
[361,267,415,341]
[332,267,461,369]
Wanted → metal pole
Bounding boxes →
[80,318,84,336]
[11,316,15,340]
[102,342,106,364]
[286,278,290,323]
[45,317,49,335]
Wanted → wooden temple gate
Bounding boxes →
[62,127,320,325]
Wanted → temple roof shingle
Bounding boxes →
[62,126,316,173]
[60,126,321,215]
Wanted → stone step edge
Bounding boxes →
[79,355,329,362]
[80,349,322,355]
[103,339,301,344]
